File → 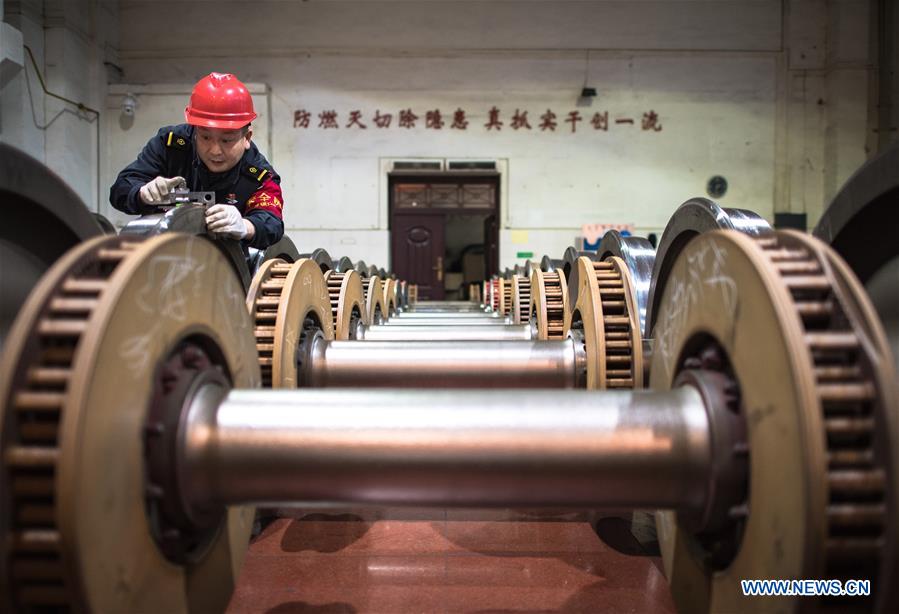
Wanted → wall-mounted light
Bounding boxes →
[576,50,596,107]
[121,93,138,116]
[576,86,596,108]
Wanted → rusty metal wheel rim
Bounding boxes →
[382,278,398,318]
[247,258,291,388]
[272,258,334,388]
[0,234,259,612]
[529,269,569,341]
[595,230,656,336]
[490,279,502,313]
[571,256,643,390]
[325,269,367,340]
[364,276,387,325]
[511,275,532,325]
[777,229,898,612]
[651,229,898,612]
[297,248,333,274]
[502,278,513,316]
[645,199,772,338]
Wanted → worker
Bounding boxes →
[109,72,284,250]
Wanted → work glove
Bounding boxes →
[206,204,249,240]
[139,176,186,204]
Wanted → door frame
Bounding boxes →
[378,158,508,228]
[388,171,501,295]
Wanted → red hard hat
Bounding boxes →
[184,72,257,130]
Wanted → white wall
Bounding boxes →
[2,0,46,161]
[105,1,876,269]
[1,0,118,211]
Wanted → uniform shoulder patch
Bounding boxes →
[164,131,190,150]
[243,164,270,183]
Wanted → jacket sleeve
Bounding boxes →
[244,176,285,249]
[109,129,170,215]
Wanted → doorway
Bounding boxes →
[389,171,499,301]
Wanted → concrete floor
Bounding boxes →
[227,509,675,613]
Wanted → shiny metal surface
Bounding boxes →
[397,281,410,311]
[120,202,206,236]
[182,386,711,511]
[119,211,176,235]
[562,246,597,282]
[523,260,534,278]
[406,301,483,311]
[1,142,103,348]
[644,198,772,337]
[395,310,501,319]
[358,324,534,341]
[351,317,366,340]
[381,317,510,326]
[297,248,334,274]
[118,203,252,291]
[404,301,486,313]
[163,187,215,206]
[595,231,656,336]
[0,138,102,235]
[865,255,899,380]
[540,255,565,272]
[401,311,492,317]
[814,142,899,285]
[92,213,117,235]
[402,308,491,315]
[261,235,300,263]
[305,338,584,388]
[334,256,355,273]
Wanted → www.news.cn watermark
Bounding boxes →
[741,579,871,597]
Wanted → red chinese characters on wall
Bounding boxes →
[291,107,664,133]
[451,108,468,130]
[539,109,557,132]
[642,110,663,132]
[398,109,418,129]
[426,109,444,129]
[373,110,392,128]
[511,109,531,130]
[346,110,367,129]
[565,111,582,133]
[484,106,503,131]
[293,109,311,128]
[318,110,338,129]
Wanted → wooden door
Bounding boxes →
[392,214,446,299]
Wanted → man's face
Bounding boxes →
[195,126,251,173]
